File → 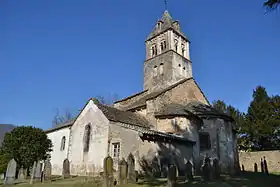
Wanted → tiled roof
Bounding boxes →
[154,103,192,117]
[114,121,195,144]
[146,10,189,41]
[92,99,151,128]
[45,99,152,133]
[45,120,75,133]
[185,101,234,121]
[154,101,233,123]
[114,89,148,103]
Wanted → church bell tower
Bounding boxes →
[144,10,192,91]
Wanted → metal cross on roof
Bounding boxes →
[164,0,168,10]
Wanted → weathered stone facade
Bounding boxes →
[144,11,192,92]
[45,10,238,177]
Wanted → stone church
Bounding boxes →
[46,10,239,176]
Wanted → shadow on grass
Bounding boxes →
[137,177,167,187]
[135,172,280,187]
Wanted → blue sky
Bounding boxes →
[0,0,279,130]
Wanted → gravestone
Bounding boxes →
[18,167,25,181]
[263,156,269,175]
[167,164,177,187]
[4,159,17,184]
[0,173,4,180]
[35,162,43,180]
[185,161,193,182]
[202,156,211,182]
[44,159,52,182]
[30,161,37,184]
[118,159,128,185]
[127,153,136,182]
[254,163,258,172]
[212,159,221,180]
[62,158,70,178]
[103,156,114,187]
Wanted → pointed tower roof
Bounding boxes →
[146,10,189,42]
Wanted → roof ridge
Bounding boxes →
[114,89,148,103]
[146,77,193,101]
[125,77,193,111]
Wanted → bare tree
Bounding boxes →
[95,94,119,106]
[264,0,280,10]
[52,108,75,127]
[52,94,119,127]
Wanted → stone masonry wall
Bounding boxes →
[69,100,109,176]
[145,78,208,127]
[239,150,280,173]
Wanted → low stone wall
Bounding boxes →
[239,150,280,173]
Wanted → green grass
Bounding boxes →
[0,172,279,187]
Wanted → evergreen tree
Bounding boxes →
[212,100,227,113]
[213,86,280,151]
[1,126,53,169]
[246,86,273,150]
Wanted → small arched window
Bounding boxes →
[151,45,157,57]
[171,119,180,133]
[153,65,158,77]
[199,132,211,150]
[151,46,155,57]
[157,22,161,29]
[60,136,66,151]
[160,40,167,52]
[154,46,158,56]
[174,39,178,52]
[181,44,185,56]
[83,124,91,153]
[159,63,164,75]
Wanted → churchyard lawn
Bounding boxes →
[0,172,279,187]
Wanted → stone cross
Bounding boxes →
[167,164,177,187]
[127,153,136,182]
[103,156,114,187]
[4,159,17,185]
[118,158,128,185]
[62,158,70,178]
[43,159,52,182]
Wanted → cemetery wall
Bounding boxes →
[239,150,280,173]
